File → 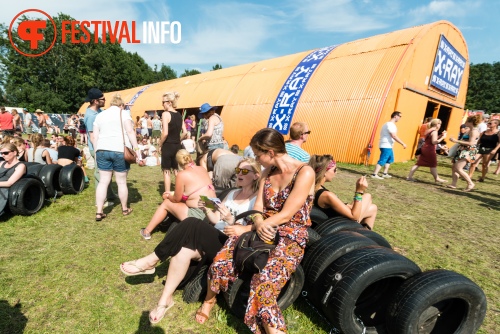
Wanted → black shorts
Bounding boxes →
[478,146,494,155]
[161,142,181,170]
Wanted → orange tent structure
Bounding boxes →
[79,20,469,164]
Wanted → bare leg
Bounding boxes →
[407,165,419,180]
[480,154,492,180]
[468,154,481,177]
[454,159,474,190]
[143,200,189,236]
[359,193,377,229]
[430,167,446,182]
[383,163,391,174]
[195,282,217,324]
[262,324,286,334]
[114,171,129,211]
[163,169,171,193]
[96,170,112,213]
[150,248,202,322]
[373,164,382,175]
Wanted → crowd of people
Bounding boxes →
[1,89,497,333]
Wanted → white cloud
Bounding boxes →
[408,0,481,20]
[291,0,395,33]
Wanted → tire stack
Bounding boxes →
[6,162,86,217]
[301,213,487,333]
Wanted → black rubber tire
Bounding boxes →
[317,245,421,334]
[39,164,63,198]
[26,163,44,177]
[8,177,46,216]
[314,217,364,236]
[182,265,209,303]
[223,265,305,319]
[310,205,328,227]
[59,164,85,194]
[302,231,378,298]
[306,227,321,247]
[350,228,392,248]
[386,269,487,334]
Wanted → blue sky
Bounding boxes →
[2,0,498,75]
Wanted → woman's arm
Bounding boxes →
[169,171,187,203]
[430,130,446,145]
[198,115,216,141]
[43,149,52,164]
[451,129,479,146]
[254,166,315,229]
[319,191,361,221]
[0,164,26,187]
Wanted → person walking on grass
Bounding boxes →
[371,111,406,179]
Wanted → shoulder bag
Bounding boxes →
[120,110,137,164]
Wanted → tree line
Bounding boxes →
[0,12,497,114]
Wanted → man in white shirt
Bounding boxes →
[371,111,406,179]
[477,113,489,133]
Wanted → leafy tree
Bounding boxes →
[466,62,500,113]
[212,63,222,71]
[180,69,201,77]
[153,64,177,81]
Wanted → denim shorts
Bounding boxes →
[96,150,130,172]
[377,148,394,165]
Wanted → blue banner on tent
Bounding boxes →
[430,35,466,97]
[267,45,338,134]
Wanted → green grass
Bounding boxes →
[0,156,498,333]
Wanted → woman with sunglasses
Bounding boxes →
[468,118,500,182]
[196,128,315,334]
[309,154,378,230]
[160,91,188,194]
[121,158,261,324]
[0,143,27,215]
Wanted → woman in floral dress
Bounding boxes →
[195,128,315,334]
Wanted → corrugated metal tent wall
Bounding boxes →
[79,20,469,165]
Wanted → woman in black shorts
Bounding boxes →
[469,118,500,181]
[159,91,188,193]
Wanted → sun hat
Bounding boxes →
[85,88,104,102]
[198,103,215,118]
[35,109,44,113]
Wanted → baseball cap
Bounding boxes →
[85,88,104,102]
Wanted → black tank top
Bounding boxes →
[313,186,342,219]
[165,111,183,144]
[479,132,499,149]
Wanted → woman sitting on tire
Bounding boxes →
[121,158,261,324]
[27,133,52,165]
[57,135,90,183]
[10,138,27,162]
[0,143,27,215]
[196,128,315,334]
[309,154,378,230]
[139,149,217,240]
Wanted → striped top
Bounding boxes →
[285,142,310,163]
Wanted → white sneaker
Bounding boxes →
[370,174,384,180]
[382,174,392,178]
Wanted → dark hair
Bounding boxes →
[391,111,402,118]
[250,128,286,154]
[309,154,334,186]
[63,136,76,146]
[466,114,482,127]
[230,144,239,154]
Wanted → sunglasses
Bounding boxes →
[0,151,12,155]
[98,97,106,101]
[302,131,311,135]
[235,167,253,175]
[162,101,169,104]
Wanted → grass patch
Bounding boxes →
[0,156,498,333]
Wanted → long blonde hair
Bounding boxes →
[30,133,44,161]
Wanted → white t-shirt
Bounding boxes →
[379,121,397,148]
[213,190,256,232]
[93,106,133,152]
[478,122,487,134]
[181,138,196,153]
[243,145,255,158]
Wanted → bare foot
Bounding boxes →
[464,183,475,192]
[446,185,457,189]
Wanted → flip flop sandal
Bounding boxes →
[122,208,133,216]
[149,302,175,324]
[120,261,156,276]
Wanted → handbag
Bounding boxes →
[120,110,137,164]
[232,210,278,274]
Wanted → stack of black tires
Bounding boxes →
[300,208,487,333]
[7,162,85,216]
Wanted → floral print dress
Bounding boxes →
[208,165,313,333]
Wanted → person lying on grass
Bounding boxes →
[309,154,378,230]
[139,149,216,240]
[121,158,261,324]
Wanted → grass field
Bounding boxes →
[0,155,498,333]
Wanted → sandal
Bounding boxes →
[478,177,484,182]
[120,260,156,276]
[122,208,133,216]
[95,212,107,221]
[195,296,217,324]
[149,302,175,324]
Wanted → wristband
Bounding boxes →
[355,191,364,195]
[353,194,363,202]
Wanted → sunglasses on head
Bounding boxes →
[235,167,253,175]
[0,151,12,155]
